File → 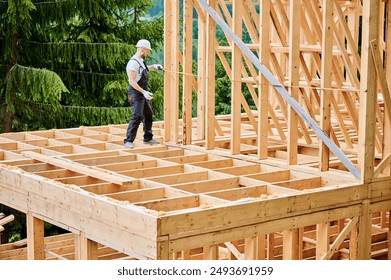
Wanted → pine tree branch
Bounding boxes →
[5,64,68,112]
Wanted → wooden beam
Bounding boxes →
[370,39,391,131]
[358,0,380,183]
[197,1,207,141]
[258,0,271,159]
[316,222,330,260]
[164,0,180,143]
[357,200,372,259]
[384,2,391,176]
[282,228,300,260]
[231,0,242,154]
[287,0,301,165]
[182,0,194,145]
[21,151,134,185]
[206,0,217,150]
[224,242,244,260]
[75,232,99,260]
[374,153,391,177]
[320,0,334,172]
[26,211,45,260]
[320,216,358,260]
[203,245,219,260]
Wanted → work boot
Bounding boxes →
[143,139,160,145]
[124,142,134,149]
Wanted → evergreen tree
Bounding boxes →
[0,0,164,132]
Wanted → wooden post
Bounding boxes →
[196,4,207,141]
[26,211,45,260]
[349,221,359,260]
[388,210,391,260]
[267,233,275,260]
[206,0,216,150]
[287,0,301,165]
[258,0,271,159]
[164,0,180,143]
[283,228,300,260]
[384,2,391,175]
[358,0,380,183]
[164,0,172,142]
[231,0,243,154]
[320,0,333,172]
[357,200,372,259]
[203,245,219,260]
[245,235,266,260]
[75,232,99,260]
[182,0,194,145]
[316,222,330,259]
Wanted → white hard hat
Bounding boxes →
[136,39,152,50]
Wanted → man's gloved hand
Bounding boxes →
[152,64,164,70]
[142,90,153,100]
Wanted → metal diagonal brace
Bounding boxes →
[197,0,360,179]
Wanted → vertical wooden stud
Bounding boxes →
[75,232,98,260]
[287,0,301,165]
[316,222,330,259]
[206,0,217,150]
[182,0,194,145]
[283,228,300,260]
[26,211,45,260]
[320,0,333,172]
[358,0,380,183]
[258,0,271,159]
[231,0,243,154]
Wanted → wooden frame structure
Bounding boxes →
[0,0,391,260]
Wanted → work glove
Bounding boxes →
[152,64,164,70]
[142,90,153,100]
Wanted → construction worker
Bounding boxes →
[124,39,164,149]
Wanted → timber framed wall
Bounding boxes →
[0,0,391,260]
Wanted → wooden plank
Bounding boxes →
[164,0,173,141]
[76,232,99,260]
[26,211,45,260]
[320,0,333,172]
[224,242,244,260]
[357,200,371,259]
[206,0,216,150]
[203,245,218,260]
[182,0,193,145]
[320,216,358,260]
[384,2,391,176]
[230,0,242,154]
[0,167,158,239]
[316,222,330,260]
[160,185,366,236]
[21,151,134,185]
[0,214,14,226]
[287,0,301,165]
[167,204,361,253]
[196,0,207,141]
[258,0,271,159]
[374,153,391,178]
[358,0,380,183]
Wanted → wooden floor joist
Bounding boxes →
[0,119,389,260]
[1,0,391,260]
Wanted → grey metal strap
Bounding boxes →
[197,0,360,178]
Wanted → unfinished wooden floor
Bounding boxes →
[0,120,389,260]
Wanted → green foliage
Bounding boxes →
[5,64,67,111]
[0,0,165,132]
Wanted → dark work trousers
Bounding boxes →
[124,63,153,144]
